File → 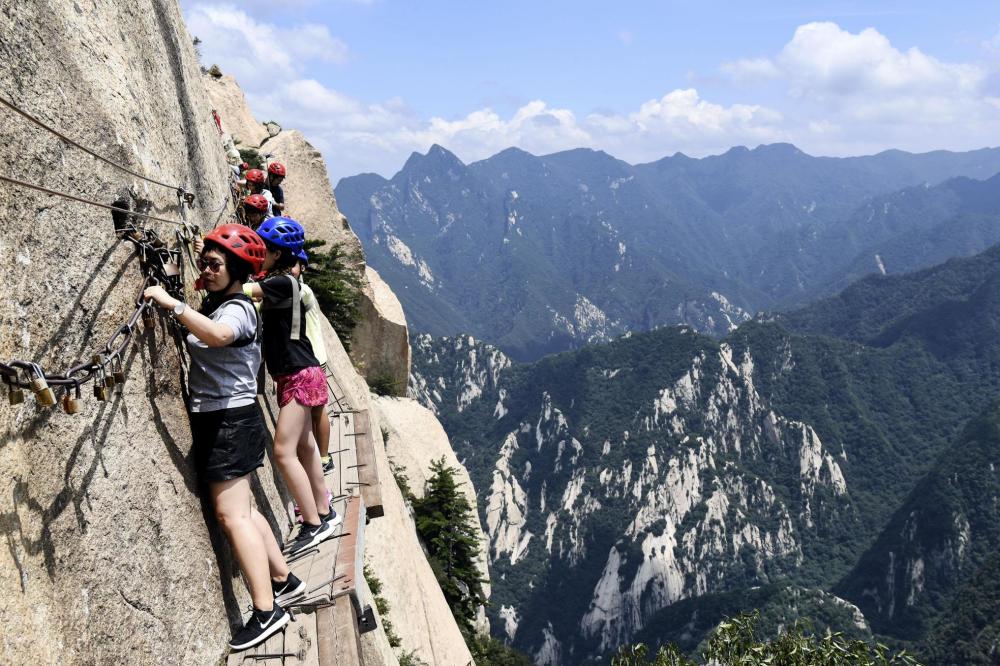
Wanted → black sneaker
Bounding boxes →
[285,520,335,557]
[321,456,335,474]
[321,507,344,529]
[229,604,290,651]
[272,573,306,605]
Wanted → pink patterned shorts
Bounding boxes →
[275,366,328,408]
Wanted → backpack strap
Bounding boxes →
[288,274,301,341]
[258,275,303,341]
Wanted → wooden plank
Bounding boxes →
[282,610,319,666]
[350,410,383,518]
[316,600,362,665]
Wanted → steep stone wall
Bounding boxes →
[373,395,491,613]
[204,73,270,148]
[0,1,242,663]
[353,267,411,396]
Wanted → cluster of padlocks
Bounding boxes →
[1,206,189,415]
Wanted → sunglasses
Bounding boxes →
[196,258,225,273]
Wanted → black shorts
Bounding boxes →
[188,404,267,482]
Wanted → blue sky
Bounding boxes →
[182,1,1000,181]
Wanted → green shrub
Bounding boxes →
[238,147,263,169]
[411,458,487,633]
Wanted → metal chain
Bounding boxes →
[0,214,188,412]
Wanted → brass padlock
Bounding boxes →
[142,308,156,330]
[62,393,81,414]
[63,383,83,414]
[104,375,116,389]
[112,358,126,386]
[8,387,24,405]
[93,383,109,402]
[31,377,56,407]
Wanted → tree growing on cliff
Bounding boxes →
[412,457,486,633]
[302,239,362,351]
[612,612,921,666]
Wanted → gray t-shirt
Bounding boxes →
[186,299,261,413]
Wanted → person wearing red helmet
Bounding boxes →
[244,168,276,217]
[143,224,304,651]
[267,162,287,215]
[242,193,270,230]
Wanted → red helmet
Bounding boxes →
[245,168,266,184]
[267,162,286,177]
[202,223,266,275]
[243,194,269,212]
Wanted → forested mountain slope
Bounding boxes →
[410,242,1000,664]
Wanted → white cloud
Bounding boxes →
[186,4,347,85]
[188,7,1000,180]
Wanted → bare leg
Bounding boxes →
[274,400,321,525]
[250,508,290,582]
[210,477,272,611]
[298,421,330,516]
[311,405,331,459]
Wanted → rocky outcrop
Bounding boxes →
[258,129,364,266]
[203,73,270,147]
[352,267,411,396]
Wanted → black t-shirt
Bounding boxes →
[270,183,285,205]
[260,275,319,376]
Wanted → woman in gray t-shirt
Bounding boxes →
[143,224,303,651]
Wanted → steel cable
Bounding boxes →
[0,94,187,193]
[0,173,185,226]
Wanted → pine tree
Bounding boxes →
[302,239,362,351]
[412,457,486,633]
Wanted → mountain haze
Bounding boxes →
[338,143,1000,360]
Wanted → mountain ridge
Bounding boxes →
[338,142,1000,361]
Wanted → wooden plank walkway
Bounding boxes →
[227,376,377,665]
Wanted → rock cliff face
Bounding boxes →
[1,2,237,663]
[0,2,450,664]
[373,395,491,604]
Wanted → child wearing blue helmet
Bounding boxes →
[247,216,341,556]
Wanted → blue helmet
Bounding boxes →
[256,216,305,251]
[295,248,309,264]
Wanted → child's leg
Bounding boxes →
[312,405,331,460]
[274,400,321,525]
[296,419,331,517]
